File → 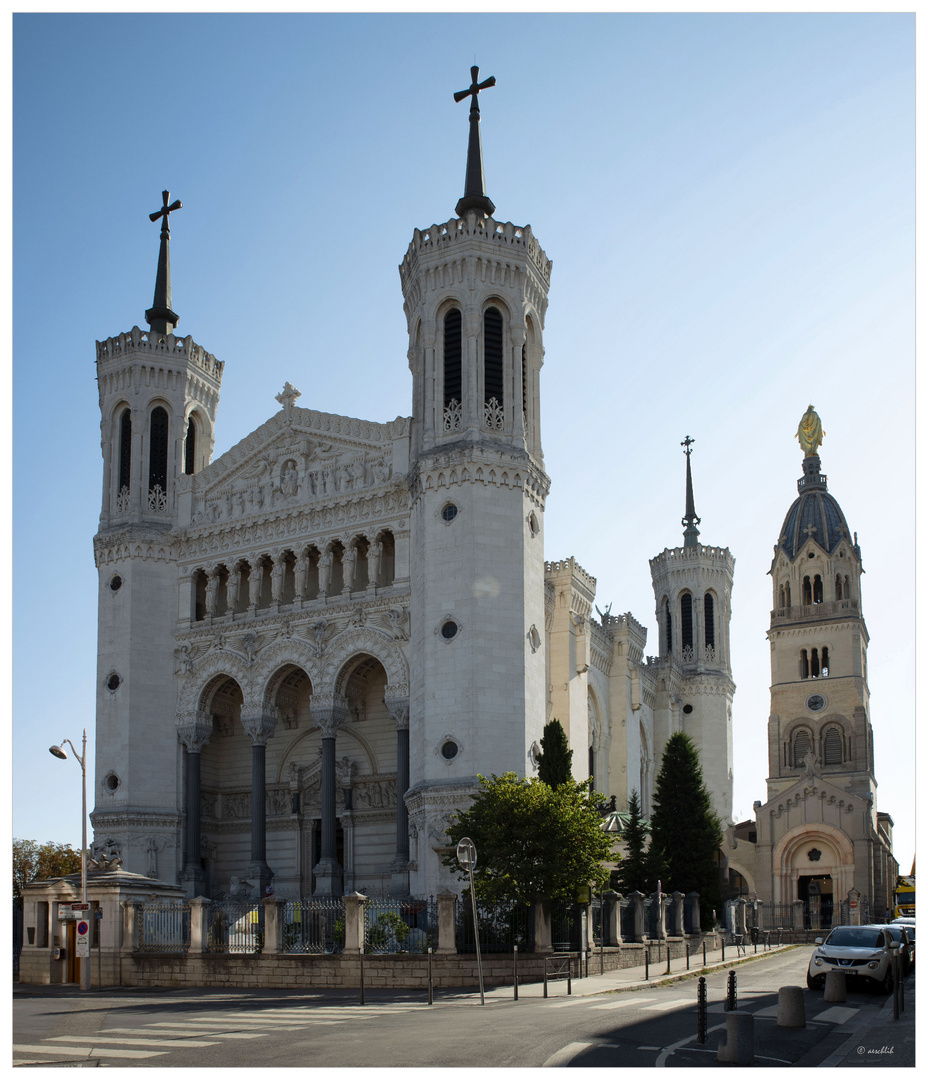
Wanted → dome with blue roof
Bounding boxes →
[777,455,855,561]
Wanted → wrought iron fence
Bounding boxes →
[837,896,871,927]
[13,898,23,974]
[281,898,345,954]
[550,901,576,952]
[363,896,437,953]
[458,897,533,954]
[590,896,603,947]
[620,897,636,941]
[206,900,263,954]
[137,901,191,953]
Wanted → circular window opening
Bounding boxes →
[441,620,458,640]
[682,704,694,715]
[110,575,123,592]
[105,773,120,792]
[441,741,458,760]
[808,551,815,559]
[441,503,458,522]
[107,673,121,691]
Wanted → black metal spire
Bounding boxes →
[453,66,496,218]
[145,190,182,334]
[681,435,701,548]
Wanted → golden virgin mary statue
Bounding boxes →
[796,405,824,457]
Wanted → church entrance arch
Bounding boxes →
[798,874,834,930]
[772,823,854,921]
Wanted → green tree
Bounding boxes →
[442,772,615,903]
[648,733,722,925]
[13,839,82,899]
[612,789,655,895]
[537,718,573,787]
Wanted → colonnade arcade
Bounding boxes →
[176,638,410,898]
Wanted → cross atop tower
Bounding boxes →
[145,189,182,335]
[681,435,701,547]
[454,65,496,218]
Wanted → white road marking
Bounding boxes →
[12,1044,166,1060]
[106,1026,268,1039]
[542,1040,596,1067]
[642,999,691,1011]
[543,997,593,1007]
[814,1005,860,1024]
[589,996,657,1009]
[46,1034,220,1048]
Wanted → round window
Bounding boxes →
[107,673,121,692]
[441,620,458,640]
[441,503,458,522]
[682,704,694,715]
[441,741,458,760]
[110,575,123,592]
[105,773,120,792]
[806,694,826,713]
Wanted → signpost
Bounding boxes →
[76,920,90,959]
[456,837,484,1005]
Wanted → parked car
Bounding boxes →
[884,923,914,973]
[807,925,898,992]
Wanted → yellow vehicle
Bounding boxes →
[894,875,915,918]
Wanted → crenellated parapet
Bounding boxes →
[545,557,597,620]
[96,325,223,381]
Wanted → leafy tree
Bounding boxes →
[537,718,573,787]
[442,772,615,903]
[648,733,722,925]
[611,789,656,895]
[13,839,82,899]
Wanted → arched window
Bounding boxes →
[118,408,132,492]
[148,406,168,497]
[844,575,851,600]
[835,574,843,601]
[184,414,197,475]
[681,593,694,652]
[704,593,716,650]
[810,647,820,678]
[821,646,830,677]
[778,584,786,608]
[484,306,504,409]
[521,343,528,419]
[813,574,823,604]
[785,581,791,607]
[792,728,812,768]
[664,598,672,655]
[800,649,809,679]
[823,726,843,765]
[443,309,462,415]
[802,576,812,605]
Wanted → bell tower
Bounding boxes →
[649,437,735,825]
[402,70,552,896]
[90,193,223,877]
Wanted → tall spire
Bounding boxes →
[453,65,496,218]
[145,190,182,334]
[681,435,701,548]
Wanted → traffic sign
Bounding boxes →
[76,919,90,957]
[456,837,477,871]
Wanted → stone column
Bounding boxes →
[792,899,805,931]
[122,901,142,956]
[627,891,646,943]
[385,692,410,895]
[685,892,701,934]
[242,707,277,896]
[437,892,457,954]
[177,712,211,897]
[311,695,348,896]
[671,891,686,936]
[263,896,285,954]
[343,892,365,954]
[189,896,210,955]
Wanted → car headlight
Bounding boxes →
[813,958,824,966]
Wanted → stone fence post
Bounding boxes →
[847,888,861,926]
[603,891,621,945]
[534,899,552,953]
[263,896,284,954]
[437,892,457,954]
[733,898,748,936]
[754,899,764,933]
[189,897,210,955]
[670,891,685,936]
[685,892,701,934]
[343,892,365,954]
[650,891,666,939]
[121,901,141,954]
[792,899,805,931]
[627,891,645,943]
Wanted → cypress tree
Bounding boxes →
[537,719,573,787]
[649,732,722,926]
[612,790,652,895]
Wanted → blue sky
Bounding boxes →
[12,13,915,875]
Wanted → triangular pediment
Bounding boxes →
[761,771,871,820]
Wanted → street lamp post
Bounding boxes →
[49,729,89,991]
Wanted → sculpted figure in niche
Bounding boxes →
[226,567,241,614]
[367,541,382,588]
[293,554,308,599]
[372,460,390,484]
[280,460,299,498]
[347,460,364,489]
[146,837,160,878]
[270,558,284,602]
[334,463,349,492]
[248,564,263,607]
[318,550,333,596]
[342,545,357,592]
[796,405,825,458]
[205,573,219,615]
[241,631,258,665]
[309,619,329,657]
[174,643,193,675]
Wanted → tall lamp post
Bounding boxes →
[49,729,90,991]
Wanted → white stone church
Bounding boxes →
[89,70,891,910]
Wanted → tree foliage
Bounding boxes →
[611,789,660,896]
[537,718,573,787]
[13,839,82,898]
[648,733,722,924]
[442,772,615,903]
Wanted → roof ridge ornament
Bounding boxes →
[454,65,496,218]
[145,189,182,335]
[681,435,701,548]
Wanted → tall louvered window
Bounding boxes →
[681,593,694,651]
[704,593,716,649]
[800,649,809,679]
[148,407,169,493]
[484,307,504,409]
[443,310,462,409]
[823,727,843,765]
[184,415,197,475]
[118,408,132,491]
[664,599,672,655]
[521,343,528,419]
[793,729,812,768]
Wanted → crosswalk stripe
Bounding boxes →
[590,997,656,1009]
[643,999,690,1011]
[105,1027,268,1039]
[46,1034,220,1048]
[12,1044,166,1060]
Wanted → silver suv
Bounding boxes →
[807,925,897,992]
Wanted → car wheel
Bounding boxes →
[877,971,894,995]
[806,972,823,990]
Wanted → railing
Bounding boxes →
[363,896,437,953]
[206,900,263,954]
[137,901,191,954]
[282,898,344,954]
[458,898,533,954]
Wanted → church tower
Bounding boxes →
[649,438,735,825]
[401,70,552,895]
[766,407,874,804]
[90,193,223,878]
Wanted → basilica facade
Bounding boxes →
[90,74,752,902]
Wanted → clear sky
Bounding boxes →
[12,13,915,878]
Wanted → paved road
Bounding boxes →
[12,946,914,1067]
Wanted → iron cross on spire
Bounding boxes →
[454,65,496,112]
[453,66,497,218]
[681,434,696,457]
[149,190,182,237]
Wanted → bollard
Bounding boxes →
[726,969,737,1011]
[703,941,707,967]
[686,944,690,970]
[644,950,649,981]
[543,964,548,999]
[697,976,708,1043]
[567,961,572,996]
[665,947,671,975]
[359,949,365,1006]
[717,1011,754,1065]
[428,947,433,1006]
[824,970,846,1003]
[513,945,518,1001]
[721,939,725,962]
[777,985,805,1028]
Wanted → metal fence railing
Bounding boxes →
[363,896,437,953]
[458,898,533,954]
[206,900,263,954]
[550,901,576,952]
[137,901,191,953]
[281,898,345,954]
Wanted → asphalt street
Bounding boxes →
[12,944,915,1068]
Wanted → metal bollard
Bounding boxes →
[644,950,649,981]
[697,976,708,1043]
[359,949,365,1006]
[513,945,518,1001]
[722,939,725,962]
[665,947,671,974]
[567,960,572,996]
[543,963,548,999]
[428,947,433,1006]
[686,944,690,970]
[702,941,707,967]
[726,969,737,1012]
